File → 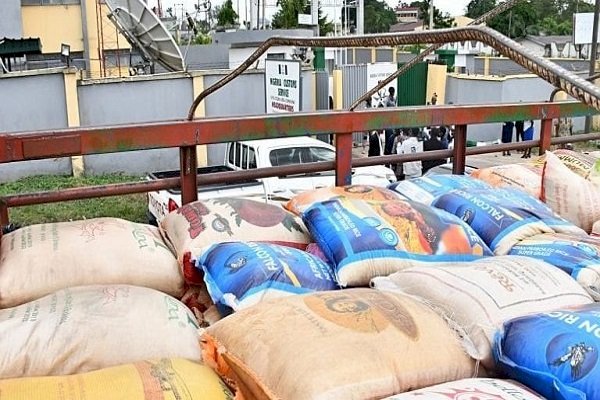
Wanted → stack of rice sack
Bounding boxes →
[0,218,230,398]
[471,149,597,199]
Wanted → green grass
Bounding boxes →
[0,174,149,227]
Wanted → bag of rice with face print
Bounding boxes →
[201,289,476,400]
[284,185,401,215]
[302,198,491,286]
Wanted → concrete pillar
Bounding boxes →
[63,69,85,177]
[371,48,376,63]
[483,56,490,76]
[191,73,208,167]
[333,69,343,110]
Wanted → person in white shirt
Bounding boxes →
[397,127,424,180]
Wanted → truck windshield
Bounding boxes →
[269,147,335,166]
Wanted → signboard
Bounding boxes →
[265,59,302,114]
[573,13,600,45]
[366,62,397,108]
[298,13,312,25]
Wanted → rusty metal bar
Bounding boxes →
[465,140,541,156]
[552,132,600,145]
[0,199,8,227]
[179,146,198,205]
[1,103,595,164]
[539,119,553,155]
[352,149,453,167]
[187,26,600,118]
[453,125,467,175]
[336,133,353,186]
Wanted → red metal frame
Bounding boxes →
[0,101,599,237]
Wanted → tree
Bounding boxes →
[409,0,455,29]
[342,0,396,33]
[465,0,495,19]
[465,0,596,39]
[217,0,238,27]
[271,0,334,36]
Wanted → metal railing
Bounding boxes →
[1,101,599,240]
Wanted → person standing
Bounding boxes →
[384,87,397,156]
[515,119,525,147]
[385,87,396,107]
[522,120,534,159]
[431,92,438,105]
[368,130,383,157]
[501,121,514,156]
[422,128,446,174]
[397,127,424,180]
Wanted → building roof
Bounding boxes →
[212,29,314,46]
[0,37,41,57]
[389,21,424,33]
[395,6,419,11]
[522,35,572,46]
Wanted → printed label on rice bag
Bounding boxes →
[303,290,418,336]
[509,234,600,279]
[496,303,600,400]
[389,175,491,205]
[302,198,491,268]
[433,189,549,253]
[493,188,582,233]
[198,242,338,310]
[385,378,545,399]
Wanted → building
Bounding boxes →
[1,0,135,78]
[394,4,420,23]
[518,35,580,58]
[212,29,315,69]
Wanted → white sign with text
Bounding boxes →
[265,59,301,114]
[366,62,397,108]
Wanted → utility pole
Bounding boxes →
[429,0,434,30]
[585,0,600,133]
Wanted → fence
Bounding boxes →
[1,101,599,242]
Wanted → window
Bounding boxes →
[22,0,80,5]
[241,145,248,169]
[269,147,334,167]
[248,148,257,169]
[228,142,242,167]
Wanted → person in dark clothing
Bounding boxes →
[439,126,449,149]
[422,128,446,174]
[515,120,524,143]
[368,130,382,157]
[501,121,514,156]
[522,120,534,159]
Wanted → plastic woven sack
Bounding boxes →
[0,218,183,308]
[495,303,600,400]
[372,256,592,368]
[0,358,232,400]
[196,241,338,312]
[382,378,545,399]
[285,185,400,216]
[302,198,491,286]
[201,289,476,400]
[159,198,310,284]
[388,175,491,205]
[509,233,600,300]
[432,189,553,255]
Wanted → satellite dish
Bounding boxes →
[105,0,185,72]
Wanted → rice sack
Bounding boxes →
[285,185,400,215]
[432,189,553,255]
[196,242,338,312]
[495,303,600,400]
[388,175,491,205]
[509,233,600,300]
[302,198,491,286]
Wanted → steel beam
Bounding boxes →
[452,125,467,175]
[0,102,595,164]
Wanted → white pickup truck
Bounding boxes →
[147,136,397,224]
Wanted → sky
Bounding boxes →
[158,0,471,26]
